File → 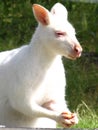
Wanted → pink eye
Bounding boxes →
[55,31,66,37]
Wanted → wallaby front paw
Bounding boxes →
[58,112,78,127]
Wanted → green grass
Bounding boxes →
[62,56,98,128]
[63,57,98,111]
[73,101,98,128]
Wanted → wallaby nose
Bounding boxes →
[74,45,82,57]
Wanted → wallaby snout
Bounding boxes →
[73,44,82,58]
[68,43,82,60]
[72,45,82,59]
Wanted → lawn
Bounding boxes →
[73,101,98,128]
[62,56,98,128]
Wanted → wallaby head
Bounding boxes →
[32,3,82,60]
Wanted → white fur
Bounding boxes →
[0,3,82,128]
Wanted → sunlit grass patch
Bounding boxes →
[73,101,98,128]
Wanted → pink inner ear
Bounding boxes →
[39,15,49,25]
[33,4,49,25]
[55,31,66,37]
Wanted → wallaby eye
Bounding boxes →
[55,31,66,37]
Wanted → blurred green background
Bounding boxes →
[0,0,98,115]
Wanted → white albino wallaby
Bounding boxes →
[0,3,82,128]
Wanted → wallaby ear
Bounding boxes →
[51,3,68,20]
[32,4,50,25]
